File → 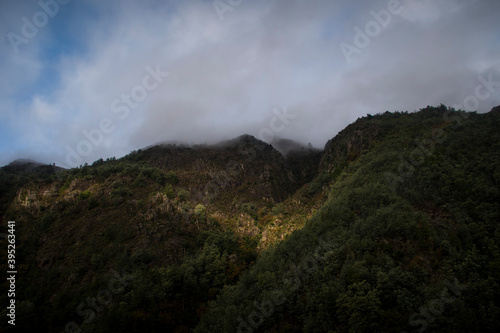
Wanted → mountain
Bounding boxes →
[197,105,500,332]
[0,105,499,332]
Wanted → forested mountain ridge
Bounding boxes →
[0,132,324,332]
[1,105,499,332]
[198,105,500,332]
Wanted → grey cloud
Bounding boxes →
[1,0,499,167]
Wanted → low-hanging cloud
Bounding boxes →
[1,0,499,167]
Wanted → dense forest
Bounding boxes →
[1,105,499,332]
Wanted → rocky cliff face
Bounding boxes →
[124,135,292,204]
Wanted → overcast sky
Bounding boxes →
[1,0,499,167]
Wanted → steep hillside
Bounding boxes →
[1,105,499,332]
[0,134,323,332]
[197,105,500,332]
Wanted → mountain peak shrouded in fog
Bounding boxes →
[1,0,500,167]
[8,159,43,167]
